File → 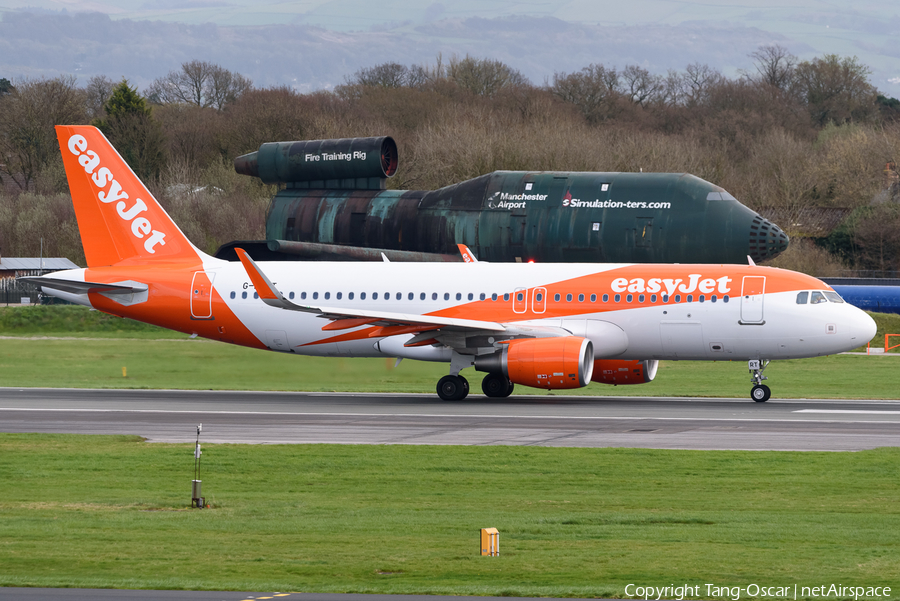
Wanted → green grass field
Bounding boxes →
[1,434,898,596]
[1,306,899,398]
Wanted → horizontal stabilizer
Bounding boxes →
[17,276,148,296]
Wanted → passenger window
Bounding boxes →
[491,293,498,301]
[536,293,543,301]
[408,292,414,300]
[602,294,609,302]
[566,294,573,302]
[796,291,809,304]
[480,293,486,300]
[241,291,246,299]
[313,292,319,300]
[555,293,561,302]
[348,292,353,300]
[638,294,645,303]
[360,292,365,300]
[230,291,235,299]
[590,294,596,302]
[468,293,474,301]
[723,295,729,303]
[396,292,401,300]
[578,293,584,302]
[626,294,633,303]
[289,292,295,300]
[444,293,449,300]
[336,292,342,300]
[687,295,693,303]
[324,292,331,300]
[253,292,259,299]
[504,293,510,301]
[662,294,669,303]
[614,294,621,302]
[674,294,681,302]
[420,292,426,300]
[824,291,844,303]
[711,295,716,302]
[650,294,657,303]
[301,292,307,300]
[811,291,827,304]
[516,292,524,301]
[456,293,462,301]
[699,295,704,303]
[372,292,377,300]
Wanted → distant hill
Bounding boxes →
[0,2,898,96]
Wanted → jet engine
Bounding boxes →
[475,336,594,389]
[591,359,659,385]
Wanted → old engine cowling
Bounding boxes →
[591,359,659,385]
[475,337,594,390]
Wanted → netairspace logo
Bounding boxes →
[625,584,892,601]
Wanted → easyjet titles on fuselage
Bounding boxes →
[66,134,167,254]
[611,274,733,295]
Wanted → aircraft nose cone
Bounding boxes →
[749,216,789,263]
[853,309,878,344]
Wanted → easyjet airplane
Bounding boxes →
[23,126,877,402]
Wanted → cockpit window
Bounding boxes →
[796,291,809,304]
[823,291,844,303]
[706,192,723,200]
[810,291,827,304]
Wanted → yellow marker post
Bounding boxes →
[480,528,499,556]
[122,366,127,377]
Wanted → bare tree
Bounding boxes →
[84,75,115,121]
[0,76,87,191]
[620,65,663,107]
[682,63,723,106]
[446,56,529,97]
[551,64,621,123]
[347,62,410,88]
[147,60,251,110]
[748,45,798,91]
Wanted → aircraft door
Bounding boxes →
[191,271,215,319]
[740,276,766,324]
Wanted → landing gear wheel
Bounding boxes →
[437,375,469,401]
[482,373,514,398]
[751,384,771,402]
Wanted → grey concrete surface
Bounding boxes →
[2,388,899,450]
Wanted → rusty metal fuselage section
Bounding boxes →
[233,138,788,264]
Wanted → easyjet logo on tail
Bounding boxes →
[66,134,167,254]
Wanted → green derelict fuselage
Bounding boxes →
[261,171,788,264]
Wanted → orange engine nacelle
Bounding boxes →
[591,359,659,385]
[474,336,594,390]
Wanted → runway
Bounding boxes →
[2,388,899,450]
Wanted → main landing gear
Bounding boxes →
[481,373,515,398]
[749,359,771,402]
[437,374,469,401]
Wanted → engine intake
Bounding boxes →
[475,336,594,390]
[234,136,398,188]
[591,359,658,385]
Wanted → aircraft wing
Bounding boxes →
[235,248,507,333]
[17,276,148,296]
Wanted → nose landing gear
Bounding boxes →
[749,359,771,402]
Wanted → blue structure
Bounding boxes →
[824,279,900,315]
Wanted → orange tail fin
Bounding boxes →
[56,125,202,267]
